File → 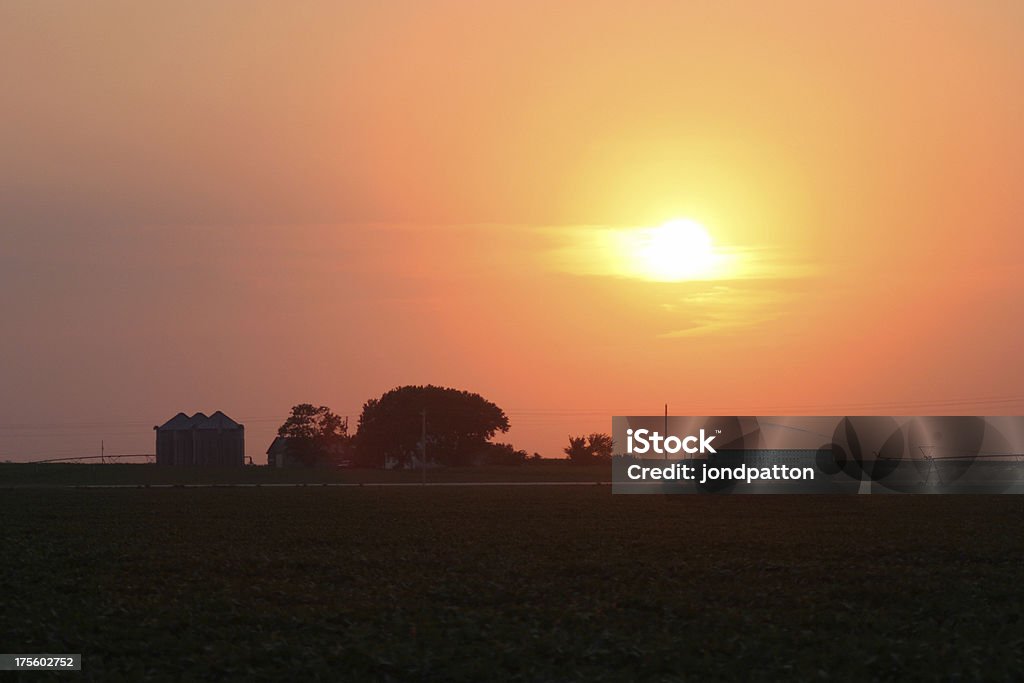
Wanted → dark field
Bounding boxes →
[2,488,1023,681]
[0,463,610,487]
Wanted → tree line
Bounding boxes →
[275,385,612,468]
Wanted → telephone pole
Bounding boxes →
[421,409,427,485]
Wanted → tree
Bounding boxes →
[354,385,510,467]
[277,404,351,466]
[564,433,614,465]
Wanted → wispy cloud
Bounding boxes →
[657,294,773,337]
[654,284,793,338]
[537,225,815,283]
[535,225,816,337]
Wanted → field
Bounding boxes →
[1,471,1023,681]
[0,463,610,487]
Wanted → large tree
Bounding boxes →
[277,404,351,466]
[354,385,509,467]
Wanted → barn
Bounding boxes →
[154,411,245,466]
[266,436,296,468]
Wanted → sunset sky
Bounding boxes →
[2,1,1022,461]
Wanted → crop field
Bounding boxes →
[2,486,1023,681]
[0,463,610,487]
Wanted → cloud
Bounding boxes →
[656,283,799,338]
[534,224,816,338]
[538,225,816,283]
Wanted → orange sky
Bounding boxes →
[1,1,1022,461]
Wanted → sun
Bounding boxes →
[633,219,720,281]
[549,218,734,282]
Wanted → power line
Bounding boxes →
[0,393,1021,432]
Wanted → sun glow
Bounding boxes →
[541,218,744,282]
[631,219,722,282]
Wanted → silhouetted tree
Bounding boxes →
[277,404,351,466]
[354,385,509,467]
[564,436,590,463]
[564,433,614,465]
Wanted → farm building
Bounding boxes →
[154,411,245,466]
[266,435,351,467]
[266,436,297,468]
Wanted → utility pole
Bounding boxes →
[101,440,105,464]
[421,409,427,485]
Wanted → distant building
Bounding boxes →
[154,411,245,466]
[267,436,351,468]
[266,436,296,468]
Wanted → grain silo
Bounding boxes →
[154,411,245,466]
